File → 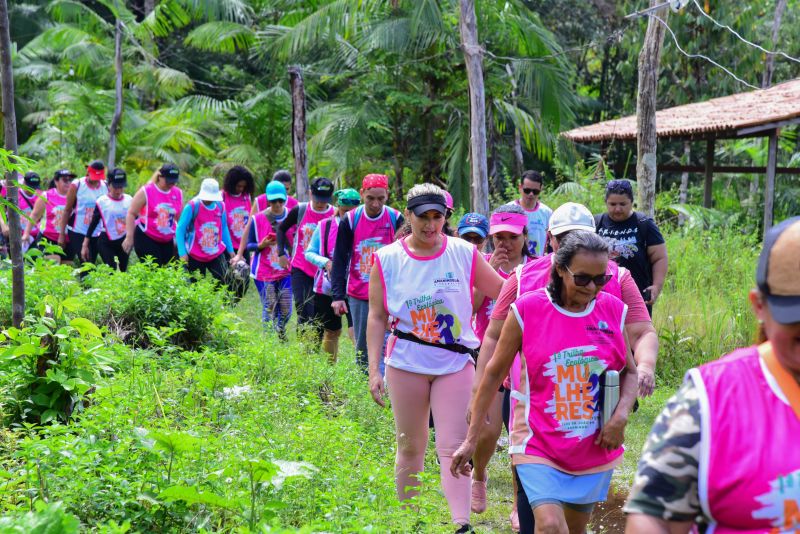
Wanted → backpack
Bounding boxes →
[185,199,224,254]
[349,205,400,235]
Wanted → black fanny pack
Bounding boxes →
[392,329,479,359]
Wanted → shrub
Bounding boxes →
[0,258,81,327]
[84,260,231,349]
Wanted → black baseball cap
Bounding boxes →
[311,177,334,203]
[108,168,127,187]
[23,171,41,189]
[160,163,180,183]
[54,169,76,180]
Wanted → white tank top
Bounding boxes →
[376,235,478,375]
[96,194,132,241]
[70,177,108,236]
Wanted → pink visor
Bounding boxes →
[489,212,527,235]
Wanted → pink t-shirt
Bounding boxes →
[250,210,290,282]
[491,261,649,324]
[509,288,627,472]
[474,254,524,341]
[187,200,226,262]
[43,189,67,241]
[346,206,399,300]
[2,186,40,236]
[139,183,183,243]
[223,191,251,250]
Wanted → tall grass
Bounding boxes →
[653,228,759,386]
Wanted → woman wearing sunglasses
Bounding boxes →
[452,231,638,533]
[305,189,360,361]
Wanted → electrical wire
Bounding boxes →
[691,0,800,66]
[649,13,759,90]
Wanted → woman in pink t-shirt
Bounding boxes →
[367,183,503,533]
[452,231,638,532]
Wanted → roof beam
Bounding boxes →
[736,116,800,137]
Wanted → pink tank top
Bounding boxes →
[187,201,226,261]
[291,203,334,277]
[250,209,290,282]
[689,346,800,534]
[507,254,624,411]
[313,216,339,295]
[474,254,520,341]
[509,288,628,472]
[345,206,398,300]
[223,191,251,250]
[256,194,298,213]
[140,183,183,243]
[43,189,68,241]
[2,187,41,237]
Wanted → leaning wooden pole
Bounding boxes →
[288,66,310,202]
[108,19,123,169]
[459,0,489,216]
[0,0,24,328]
[635,2,668,218]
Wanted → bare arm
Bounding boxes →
[123,188,146,253]
[58,185,77,243]
[625,514,693,534]
[626,320,658,397]
[473,252,503,300]
[367,262,389,407]
[646,243,668,304]
[235,218,252,258]
[22,197,47,240]
[595,330,638,450]
[451,314,522,476]
[472,318,502,398]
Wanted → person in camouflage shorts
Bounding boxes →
[623,380,705,523]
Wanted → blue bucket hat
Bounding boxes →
[457,212,490,239]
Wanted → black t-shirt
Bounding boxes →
[594,212,665,292]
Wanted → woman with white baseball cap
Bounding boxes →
[626,216,800,533]
[175,178,235,283]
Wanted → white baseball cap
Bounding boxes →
[197,178,223,202]
[548,202,595,236]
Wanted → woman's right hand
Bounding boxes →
[489,248,508,270]
[122,236,133,254]
[368,372,385,407]
[450,439,476,478]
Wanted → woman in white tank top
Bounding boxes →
[367,184,503,533]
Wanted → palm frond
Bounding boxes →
[14,61,56,82]
[47,0,113,30]
[494,99,557,161]
[184,21,255,53]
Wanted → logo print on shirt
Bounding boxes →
[356,237,382,281]
[198,222,220,254]
[230,208,248,237]
[83,207,94,225]
[114,217,127,236]
[52,206,65,232]
[301,222,317,249]
[543,345,607,440]
[433,272,461,293]
[752,469,800,531]
[155,203,176,234]
[405,294,462,345]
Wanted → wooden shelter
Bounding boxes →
[561,79,800,232]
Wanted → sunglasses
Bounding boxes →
[565,265,612,287]
[522,188,541,196]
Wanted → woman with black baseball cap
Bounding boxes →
[23,169,75,263]
[626,216,800,533]
[82,168,132,271]
[123,163,183,266]
[1,171,42,248]
[366,183,504,533]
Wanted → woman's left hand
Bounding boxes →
[644,285,661,305]
[450,440,476,478]
[595,416,626,450]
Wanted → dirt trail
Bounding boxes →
[590,490,628,533]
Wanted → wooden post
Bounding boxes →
[703,139,714,208]
[108,19,123,169]
[635,1,668,218]
[763,129,778,234]
[288,66,310,201]
[459,0,489,216]
[678,140,690,225]
[0,0,24,328]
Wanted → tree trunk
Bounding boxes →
[459,0,489,216]
[678,140,690,225]
[762,0,787,89]
[505,64,524,182]
[108,19,123,169]
[635,2,668,218]
[486,98,500,197]
[144,0,154,16]
[0,0,24,328]
[288,66,310,201]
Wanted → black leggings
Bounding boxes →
[134,227,175,266]
[502,387,535,533]
[97,235,129,272]
[290,268,316,328]
[67,230,98,264]
[186,254,229,284]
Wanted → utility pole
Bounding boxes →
[635,1,668,218]
[459,0,489,216]
[0,0,25,327]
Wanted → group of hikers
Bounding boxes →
[2,162,799,534]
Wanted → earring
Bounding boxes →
[758,319,764,325]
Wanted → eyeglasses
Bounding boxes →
[522,188,541,196]
[565,265,612,287]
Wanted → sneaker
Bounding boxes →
[455,524,474,534]
[510,509,520,532]
[471,477,487,513]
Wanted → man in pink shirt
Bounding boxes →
[472,202,658,533]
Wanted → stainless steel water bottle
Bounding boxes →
[602,370,620,428]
